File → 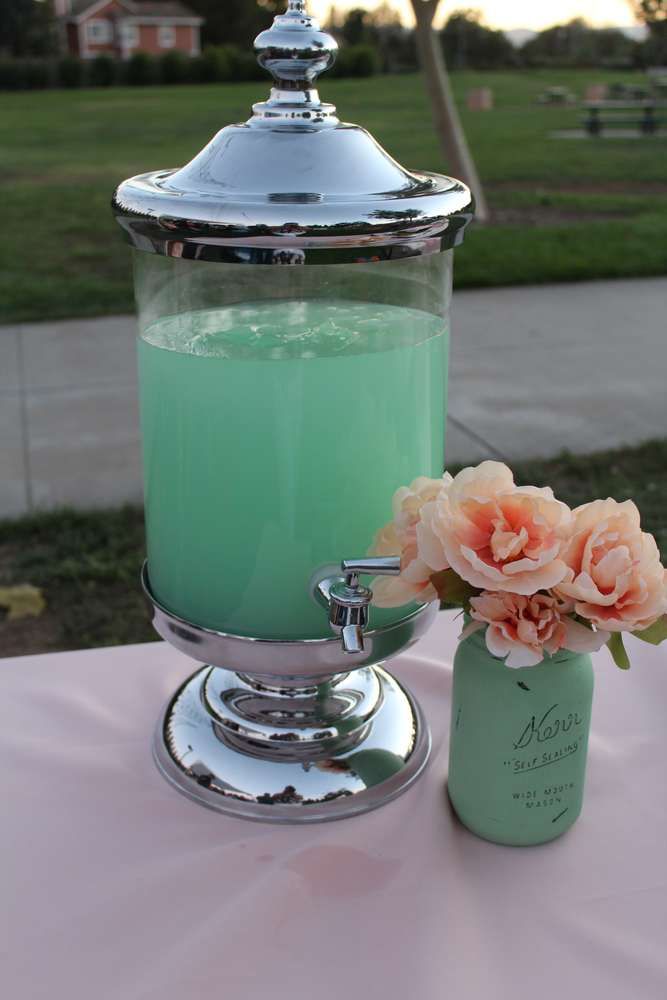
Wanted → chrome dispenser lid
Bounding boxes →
[112,0,473,265]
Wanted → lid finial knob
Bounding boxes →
[251,1,339,127]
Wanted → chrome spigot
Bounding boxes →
[322,557,401,655]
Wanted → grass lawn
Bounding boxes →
[1,438,665,658]
[1,69,666,325]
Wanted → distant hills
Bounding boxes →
[504,29,537,48]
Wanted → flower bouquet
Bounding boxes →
[371,462,667,845]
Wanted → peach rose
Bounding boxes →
[417,461,571,595]
[464,591,610,668]
[370,475,452,607]
[554,498,667,633]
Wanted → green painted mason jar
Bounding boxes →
[447,626,594,846]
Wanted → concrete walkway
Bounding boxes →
[1,277,665,518]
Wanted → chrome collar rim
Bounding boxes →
[142,562,439,679]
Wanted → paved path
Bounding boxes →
[1,277,665,518]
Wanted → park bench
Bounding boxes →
[582,101,666,136]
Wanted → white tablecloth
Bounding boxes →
[3,612,667,1000]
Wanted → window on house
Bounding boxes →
[86,19,113,44]
[158,25,176,48]
[121,23,139,49]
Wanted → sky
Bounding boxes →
[309,0,639,32]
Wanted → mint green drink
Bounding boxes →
[138,299,447,639]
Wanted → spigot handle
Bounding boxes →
[341,557,401,588]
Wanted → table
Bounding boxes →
[3,612,667,1000]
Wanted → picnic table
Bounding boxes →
[3,611,667,999]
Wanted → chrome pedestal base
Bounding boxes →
[154,663,430,823]
[144,565,435,822]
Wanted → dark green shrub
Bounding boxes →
[231,47,266,81]
[348,44,381,77]
[89,54,117,87]
[159,50,189,84]
[331,44,380,78]
[192,46,235,82]
[26,61,52,88]
[0,59,31,90]
[191,52,215,83]
[0,60,29,90]
[123,51,158,86]
[57,56,84,88]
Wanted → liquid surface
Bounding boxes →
[139,300,448,638]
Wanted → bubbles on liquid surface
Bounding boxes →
[142,300,444,360]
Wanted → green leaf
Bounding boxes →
[633,615,667,646]
[431,569,479,610]
[607,632,631,670]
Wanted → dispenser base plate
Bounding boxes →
[153,664,431,823]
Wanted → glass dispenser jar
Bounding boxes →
[113,0,473,822]
[133,252,453,640]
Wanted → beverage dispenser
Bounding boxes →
[113,0,473,821]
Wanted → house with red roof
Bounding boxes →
[55,0,204,60]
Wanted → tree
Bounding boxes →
[441,9,516,70]
[329,4,417,73]
[409,0,488,221]
[374,2,404,28]
[186,0,279,48]
[593,27,638,67]
[521,19,635,68]
[339,8,371,46]
[3,0,56,57]
[633,0,667,31]
[633,0,667,62]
